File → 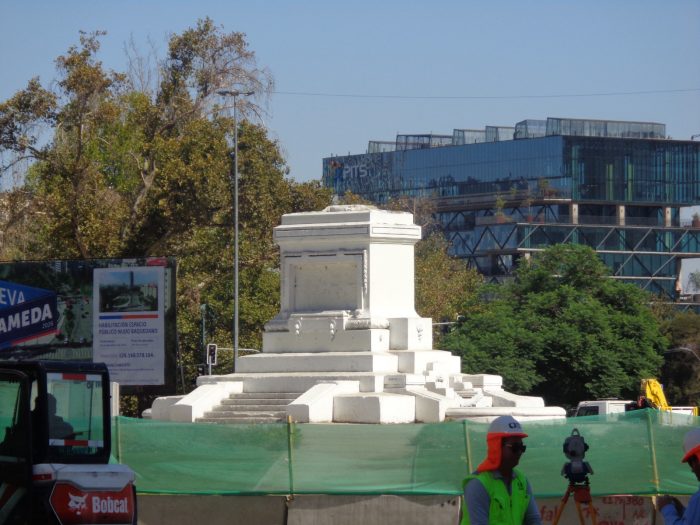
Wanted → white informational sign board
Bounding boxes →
[92,266,165,385]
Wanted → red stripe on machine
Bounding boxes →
[62,373,86,381]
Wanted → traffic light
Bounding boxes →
[206,343,218,366]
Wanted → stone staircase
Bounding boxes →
[196,392,300,424]
[190,370,518,425]
[450,378,491,408]
[454,386,488,407]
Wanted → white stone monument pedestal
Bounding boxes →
[148,205,565,424]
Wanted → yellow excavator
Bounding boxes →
[638,378,699,416]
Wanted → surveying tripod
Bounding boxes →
[552,481,598,525]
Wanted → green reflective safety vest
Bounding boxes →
[460,469,529,525]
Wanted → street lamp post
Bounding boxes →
[217,89,254,372]
[200,303,207,360]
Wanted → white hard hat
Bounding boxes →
[488,415,528,437]
[682,428,700,463]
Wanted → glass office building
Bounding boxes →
[323,118,700,300]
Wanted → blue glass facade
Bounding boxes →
[323,128,700,300]
[324,136,700,206]
[324,136,568,202]
[566,137,700,204]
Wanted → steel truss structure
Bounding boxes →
[444,207,700,300]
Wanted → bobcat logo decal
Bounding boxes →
[67,492,87,515]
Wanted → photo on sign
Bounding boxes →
[93,266,166,386]
[98,270,159,313]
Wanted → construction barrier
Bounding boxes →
[112,409,698,498]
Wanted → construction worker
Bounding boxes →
[657,427,700,524]
[461,415,541,525]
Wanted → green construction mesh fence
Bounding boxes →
[111,409,700,497]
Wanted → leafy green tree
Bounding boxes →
[0,20,274,260]
[662,312,700,345]
[659,312,700,405]
[414,233,481,345]
[0,22,331,414]
[443,245,667,407]
[443,292,544,392]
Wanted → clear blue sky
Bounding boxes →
[1,0,699,183]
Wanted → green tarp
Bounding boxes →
[112,409,699,497]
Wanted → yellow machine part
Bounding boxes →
[640,378,700,415]
[641,378,670,410]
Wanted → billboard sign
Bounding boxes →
[0,280,58,348]
[0,258,176,389]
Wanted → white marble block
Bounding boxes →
[263,205,432,353]
[333,393,415,424]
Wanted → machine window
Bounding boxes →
[45,372,105,456]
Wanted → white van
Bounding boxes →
[571,399,634,417]
[668,406,697,416]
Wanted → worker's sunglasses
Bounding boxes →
[504,443,527,454]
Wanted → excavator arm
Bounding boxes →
[639,378,699,415]
[639,379,670,410]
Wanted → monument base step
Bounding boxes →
[195,390,299,424]
[383,374,428,388]
[196,416,287,424]
[200,372,387,393]
[445,406,567,423]
[263,328,390,353]
[390,350,460,375]
[237,352,399,373]
[221,396,298,407]
[202,409,287,419]
[454,389,480,397]
[333,392,416,424]
[213,403,289,412]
